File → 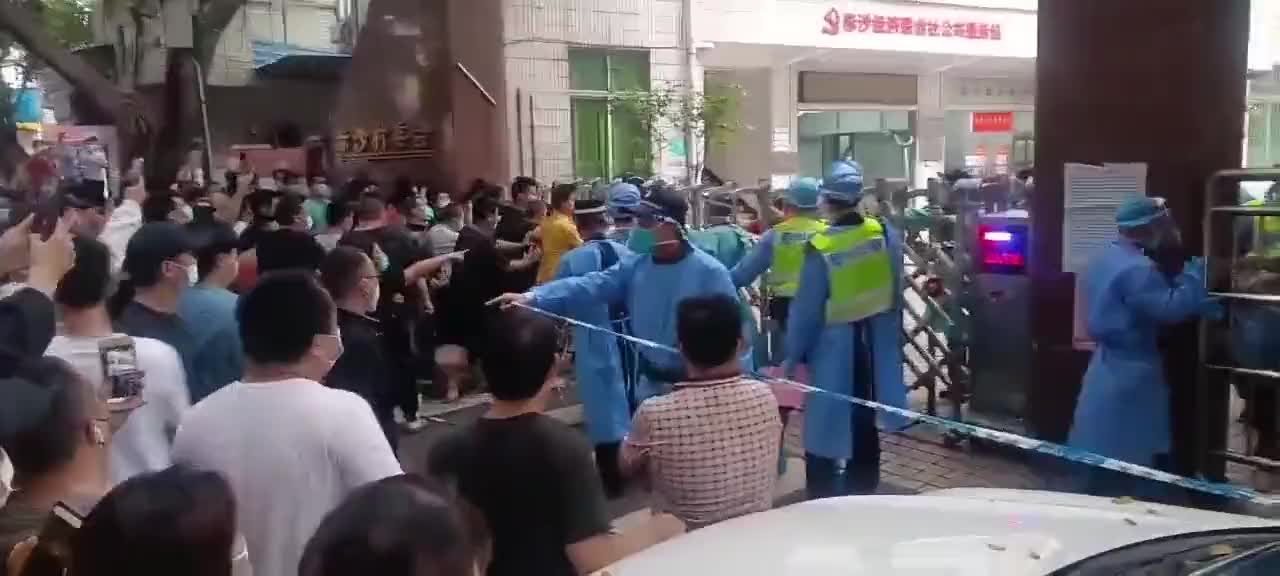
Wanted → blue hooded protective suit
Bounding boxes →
[530,246,742,400]
[554,238,635,444]
[1067,239,1208,467]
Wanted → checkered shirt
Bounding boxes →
[624,375,782,528]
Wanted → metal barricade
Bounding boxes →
[1201,170,1280,488]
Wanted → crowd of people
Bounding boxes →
[0,153,811,576]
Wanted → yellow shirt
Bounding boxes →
[536,212,583,284]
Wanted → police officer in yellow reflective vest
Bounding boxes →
[784,160,908,498]
[732,177,828,365]
[1245,185,1280,256]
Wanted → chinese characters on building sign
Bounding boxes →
[821,9,1003,40]
[335,123,433,161]
[971,111,1014,133]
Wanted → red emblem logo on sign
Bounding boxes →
[821,9,1003,40]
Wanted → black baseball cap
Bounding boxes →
[121,222,197,281]
[637,185,688,225]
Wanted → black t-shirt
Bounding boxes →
[495,205,533,244]
[341,226,433,325]
[115,301,198,398]
[327,310,393,416]
[428,413,611,576]
[438,225,504,352]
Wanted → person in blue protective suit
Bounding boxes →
[554,198,635,498]
[489,185,744,402]
[785,160,907,499]
[732,177,828,366]
[688,190,755,270]
[607,181,642,246]
[1067,196,1213,495]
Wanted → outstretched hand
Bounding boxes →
[486,292,532,310]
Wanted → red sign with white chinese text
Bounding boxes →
[971,112,1014,133]
[821,9,1004,40]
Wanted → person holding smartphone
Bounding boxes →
[46,237,190,485]
[0,357,126,566]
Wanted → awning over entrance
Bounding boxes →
[252,40,350,81]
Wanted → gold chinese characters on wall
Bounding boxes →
[335,123,433,161]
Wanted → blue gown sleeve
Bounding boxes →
[530,254,633,315]
[1117,263,1207,324]
[784,248,829,373]
[730,230,776,288]
[554,247,579,281]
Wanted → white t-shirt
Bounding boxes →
[172,378,402,576]
[428,222,460,256]
[45,334,189,485]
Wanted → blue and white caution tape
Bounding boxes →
[512,302,1280,506]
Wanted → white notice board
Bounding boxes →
[1062,162,1148,274]
[1063,162,1147,348]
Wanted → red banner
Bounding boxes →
[971,112,1014,133]
[821,9,1004,40]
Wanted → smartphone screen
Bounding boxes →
[98,335,142,402]
[30,195,61,240]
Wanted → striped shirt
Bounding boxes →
[622,375,781,528]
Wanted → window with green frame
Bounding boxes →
[569,49,652,180]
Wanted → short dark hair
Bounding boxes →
[326,200,354,228]
[356,195,386,224]
[472,195,499,224]
[526,199,547,220]
[676,294,742,369]
[246,189,278,219]
[511,176,537,199]
[55,236,112,308]
[300,475,486,576]
[257,229,326,274]
[481,308,559,401]
[275,194,306,227]
[0,357,91,483]
[71,466,236,576]
[574,211,608,233]
[321,246,370,301]
[141,193,178,223]
[238,271,336,365]
[187,221,239,281]
[436,203,461,223]
[550,184,575,211]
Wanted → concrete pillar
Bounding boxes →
[915,71,946,189]
[1029,0,1249,475]
[768,65,798,187]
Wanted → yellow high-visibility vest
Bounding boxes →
[810,219,894,324]
[767,216,827,297]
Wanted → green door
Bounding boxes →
[572,98,609,180]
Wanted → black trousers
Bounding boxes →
[805,321,880,498]
[594,442,624,499]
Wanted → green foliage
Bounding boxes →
[608,83,745,181]
[35,0,94,50]
[608,83,745,156]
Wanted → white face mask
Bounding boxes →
[187,263,200,286]
[174,204,194,224]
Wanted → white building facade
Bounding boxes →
[504,0,694,182]
[695,0,1036,189]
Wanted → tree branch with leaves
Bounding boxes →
[608,82,744,184]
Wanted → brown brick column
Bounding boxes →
[1028,0,1249,475]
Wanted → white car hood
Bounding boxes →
[602,489,1280,576]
